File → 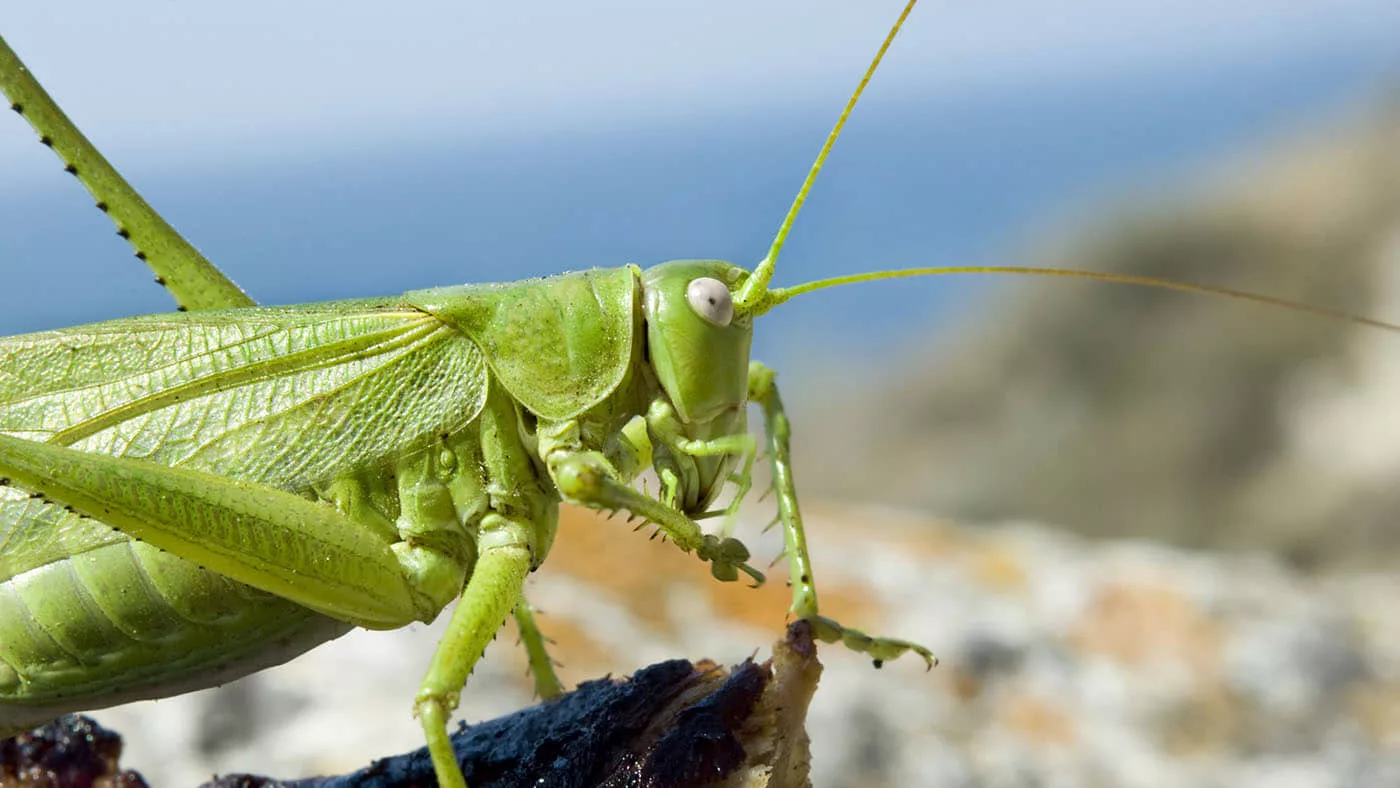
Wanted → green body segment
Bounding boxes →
[0,529,346,733]
[408,266,640,421]
[0,271,638,733]
[0,7,938,785]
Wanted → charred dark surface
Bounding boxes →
[0,715,148,788]
[4,623,823,788]
[280,658,708,788]
[640,662,767,788]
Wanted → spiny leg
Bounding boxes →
[415,536,533,788]
[549,410,760,580]
[748,361,936,669]
[0,34,251,310]
[550,450,764,586]
[512,599,563,701]
[644,398,758,532]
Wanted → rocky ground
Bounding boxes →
[83,504,1400,788]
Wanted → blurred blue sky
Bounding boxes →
[3,1,1399,365]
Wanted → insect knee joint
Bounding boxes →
[548,451,613,504]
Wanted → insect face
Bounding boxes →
[640,258,753,509]
[641,259,752,424]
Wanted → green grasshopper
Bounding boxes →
[2,2,1396,786]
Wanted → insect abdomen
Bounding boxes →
[0,524,347,731]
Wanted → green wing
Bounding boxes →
[407,266,640,421]
[0,299,489,585]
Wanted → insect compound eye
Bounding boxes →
[685,277,734,327]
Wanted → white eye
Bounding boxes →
[686,277,734,326]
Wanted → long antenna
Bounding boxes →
[732,0,918,317]
[768,265,1400,333]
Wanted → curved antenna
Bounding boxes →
[733,0,918,318]
[767,265,1400,333]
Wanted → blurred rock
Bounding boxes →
[802,97,1400,569]
[83,505,1400,787]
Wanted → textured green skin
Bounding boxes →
[0,264,726,735]
[0,15,936,785]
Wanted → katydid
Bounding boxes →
[2,2,1398,787]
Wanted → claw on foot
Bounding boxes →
[699,534,765,587]
[805,614,937,670]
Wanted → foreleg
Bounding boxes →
[548,449,763,586]
[748,362,936,668]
